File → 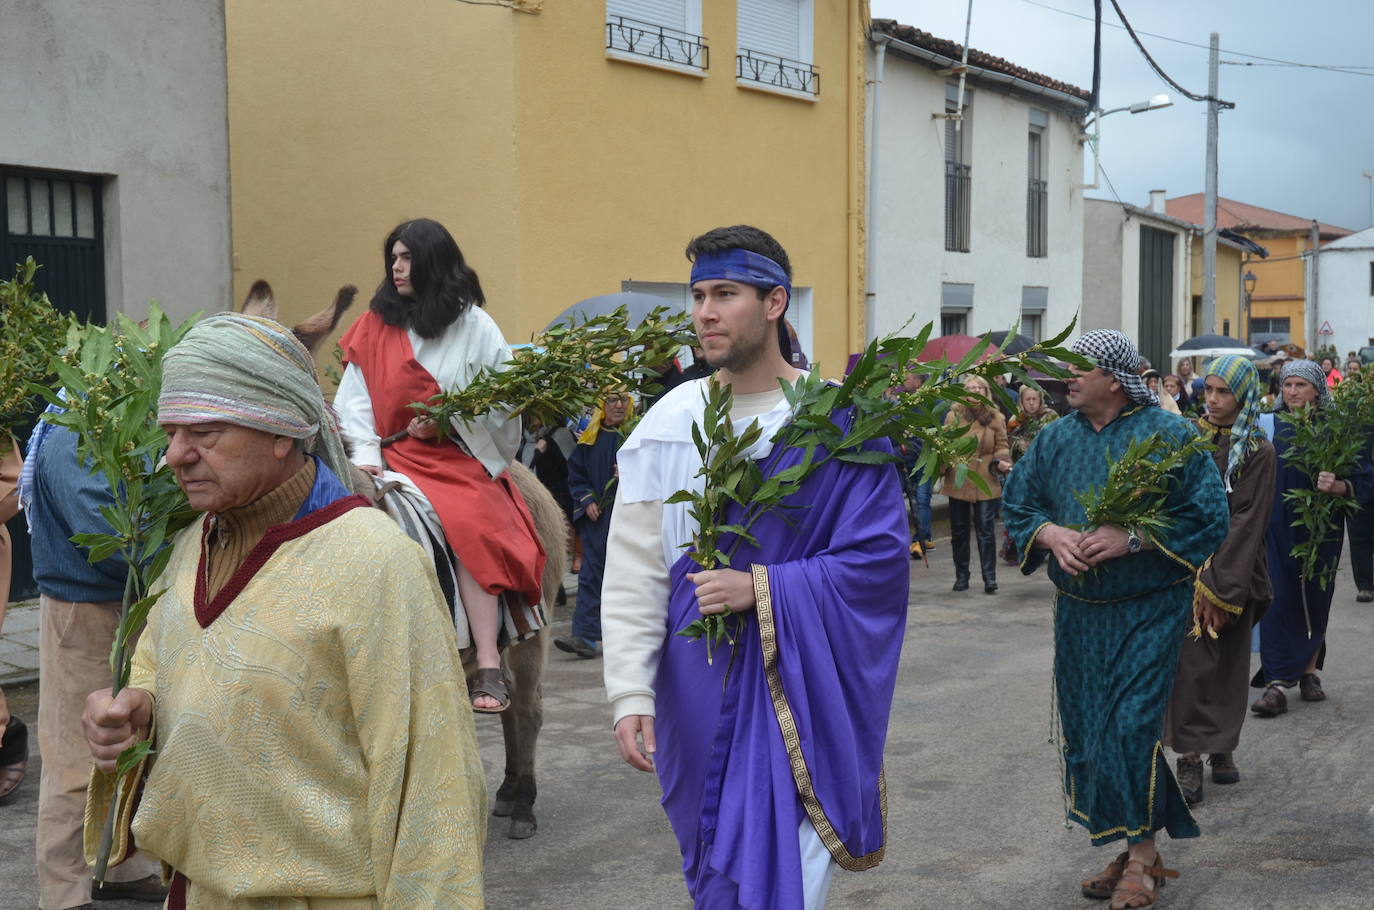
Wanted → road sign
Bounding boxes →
[1319,321,1334,336]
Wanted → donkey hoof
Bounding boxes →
[507,817,537,840]
[492,799,513,818]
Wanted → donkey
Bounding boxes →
[241,280,567,839]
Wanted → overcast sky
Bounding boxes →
[870,0,1374,231]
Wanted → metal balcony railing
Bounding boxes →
[1027,178,1048,258]
[945,162,971,253]
[606,16,708,70]
[736,48,819,95]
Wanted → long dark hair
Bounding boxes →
[370,218,485,339]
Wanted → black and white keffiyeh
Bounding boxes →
[1070,329,1159,406]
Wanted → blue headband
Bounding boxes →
[689,248,791,306]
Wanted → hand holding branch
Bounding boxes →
[687,568,757,616]
[83,687,152,774]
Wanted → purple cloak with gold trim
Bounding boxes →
[652,426,909,909]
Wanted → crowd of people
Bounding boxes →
[0,213,1370,909]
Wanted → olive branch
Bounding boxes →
[669,320,1088,666]
[410,305,695,432]
[1278,373,1373,592]
[30,306,201,881]
[1072,431,1213,540]
[0,258,70,453]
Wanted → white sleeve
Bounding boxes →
[335,362,383,468]
[601,490,670,727]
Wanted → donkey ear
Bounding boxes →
[240,279,277,319]
[293,285,358,356]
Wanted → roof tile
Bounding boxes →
[1165,193,1352,237]
[874,19,1091,102]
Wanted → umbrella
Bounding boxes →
[983,331,1035,355]
[542,291,678,332]
[914,334,984,363]
[1169,334,1259,360]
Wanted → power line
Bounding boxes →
[1021,0,1374,78]
[1107,0,1233,106]
[1097,160,1125,206]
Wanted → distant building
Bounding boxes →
[2,0,231,598]
[1311,227,1374,360]
[1166,194,1352,350]
[1081,192,1259,371]
[226,0,869,371]
[866,21,1089,346]
[0,1,231,325]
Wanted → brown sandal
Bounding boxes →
[0,716,29,801]
[470,668,510,714]
[1081,851,1129,900]
[1108,855,1179,910]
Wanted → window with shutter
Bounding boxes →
[606,0,707,71]
[1026,112,1047,258]
[943,89,971,253]
[736,0,817,96]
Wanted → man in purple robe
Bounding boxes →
[601,225,910,909]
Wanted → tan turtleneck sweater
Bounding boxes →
[203,458,315,603]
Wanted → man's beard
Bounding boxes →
[704,328,770,373]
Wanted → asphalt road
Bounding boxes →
[3,542,1372,909]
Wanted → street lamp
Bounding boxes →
[1079,95,1174,190]
[1243,269,1258,344]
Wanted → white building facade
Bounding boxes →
[1081,198,1195,371]
[866,22,1089,345]
[1311,227,1374,360]
[1,0,231,325]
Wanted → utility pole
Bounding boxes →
[1202,32,1219,336]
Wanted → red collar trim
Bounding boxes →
[194,495,372,628]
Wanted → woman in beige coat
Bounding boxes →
[943,377,1012,593]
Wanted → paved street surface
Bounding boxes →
[3,541,1373,909]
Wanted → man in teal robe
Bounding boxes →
[1002,330,1228,907]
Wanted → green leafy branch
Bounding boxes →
[411,305,695,434]
[671,319,1089,662]
[1072,431,1212,542]
[0,259,71,452]
[1278,385,1369,590]
[30,305,200,880]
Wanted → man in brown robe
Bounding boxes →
[1165,355,1276,805]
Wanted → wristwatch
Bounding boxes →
[1126,528,1143,554]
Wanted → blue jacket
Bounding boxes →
[27,423,129,603]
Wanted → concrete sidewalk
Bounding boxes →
[0,599,39,686]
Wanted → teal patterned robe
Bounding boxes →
[1002,404,1228,845]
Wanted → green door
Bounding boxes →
[2,168,107,601]
[1138,226,1175,373]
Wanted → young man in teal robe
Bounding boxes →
[1002,329,1228,909]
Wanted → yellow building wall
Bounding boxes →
[225,0,866,375]
[1187,235,1243,338]
[225,0,518,353]
[1242,232,1310,349]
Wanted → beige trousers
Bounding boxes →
[37,595,158,910]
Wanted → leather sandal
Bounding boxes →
[1081,850,1129,899]
[470,668,510,714]
[1108,855,1179,909]
[0,716,29,801]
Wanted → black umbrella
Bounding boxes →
[983,330,1036,355]
[542,291,678,332]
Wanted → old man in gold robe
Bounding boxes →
[82,313,487,908]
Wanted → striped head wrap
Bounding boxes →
[1070,329,1158,407]
[1203,354,1263,492]
[158,313,356,489]
[1276,359,1332,411]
